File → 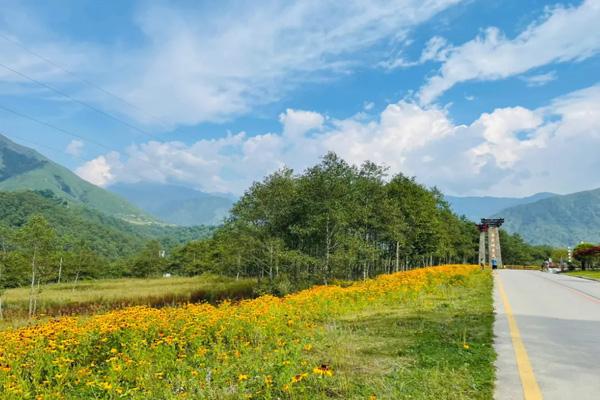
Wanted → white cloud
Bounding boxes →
[279,109,324,138]
[1,1,462,126]
[76,83,600,197]
[418,0,600,104]
[120,0,465,125]
[65,139,84,156]
[378,35,451,70]
[75,152,120,187]
[377,36,451,71]
[363,101,375,111]
[520,71,557,87]
[0,2,101,87]
[420,36,450,63]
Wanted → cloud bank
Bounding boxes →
[77,84,600,197]
[418,0,600,103]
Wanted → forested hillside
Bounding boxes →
[497,187,600,246]
[0,134,154,223]
[446,192,556,221]
[0,191,213,256]
[0,190,214,288]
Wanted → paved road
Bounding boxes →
[494,270,600,399]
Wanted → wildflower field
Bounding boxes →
[0,265,495,399]
[0,274,256,325]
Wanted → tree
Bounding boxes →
[574,243,600,270]
[128,240,167,278]
[0,223,11,320]
[15,215,56,317]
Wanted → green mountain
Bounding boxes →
[0,190,214,258]
[109,182,234,226]
[0,134,154,223]
[496,188,600,247]
[445,192,556,221]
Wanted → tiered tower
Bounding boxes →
[477,218,504,268]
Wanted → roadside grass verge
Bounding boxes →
[311,270,495,399]
[0,274,256,324]
[565,270,600,280]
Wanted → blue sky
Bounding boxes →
[1,0,599,196]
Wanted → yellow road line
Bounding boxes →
[496,273,543,400]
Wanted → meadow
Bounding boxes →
[0,265,495,399]
[0,274,256,325]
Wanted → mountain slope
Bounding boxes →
[109,182,234,226]
[0,191,213,257]
[0,134,154,223]
[496,188,600,246]
[445,192,556,221]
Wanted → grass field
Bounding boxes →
[314,270,495,398]
[0,265,495,399]
[0,274,256,324]
[565,270,600,280]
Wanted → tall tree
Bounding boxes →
[15,215,56,317]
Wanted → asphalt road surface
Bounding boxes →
[494,270,600,400]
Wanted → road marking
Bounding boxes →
[535,273,600,304]
[496,273,543,400]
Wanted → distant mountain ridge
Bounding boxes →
[445,192,556,221]
[0,133,154,223]
[495,187,600,247]
[108,182,235,226]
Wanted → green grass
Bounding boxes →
[565,270,600,280]
[0,274,256,325]
[310,271,495,399]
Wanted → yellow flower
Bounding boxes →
[291,373,308,383]
[313,364,333,377]
[238,374,249,382]
[264,375,273,387]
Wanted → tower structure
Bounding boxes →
[479,218,504,268]
[477,223,487,266]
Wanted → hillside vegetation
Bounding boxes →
[497,187,600,246]
[0,191,213,258]
[0,134,153,223]
[446,192,555,221]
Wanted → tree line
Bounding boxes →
[167,153,553,292]
[0,154,558,316]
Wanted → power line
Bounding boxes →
[0,103,166,175]
[0,61,156,138]
[0,32,173,131]
[0,103,112,152]
[0,129,82,160]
